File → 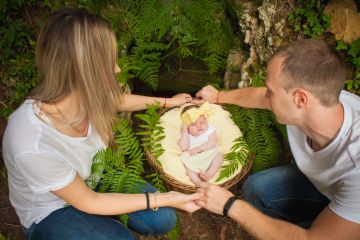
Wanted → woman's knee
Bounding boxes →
[128,207,177,236]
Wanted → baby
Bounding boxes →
[178,103,223,186]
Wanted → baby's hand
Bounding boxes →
[182,124,189,133]
[189,147,202,155]
[199,171,209,182]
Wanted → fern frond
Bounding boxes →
[217,136,249,182]
[226,104,285,173]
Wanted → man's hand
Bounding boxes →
[196,182,233,215]
[192,85,219,104]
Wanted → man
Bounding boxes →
[194,39,360,239]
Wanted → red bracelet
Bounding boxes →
[163,98,167,108]
[216,91,220,103]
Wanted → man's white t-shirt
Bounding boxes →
[287,90,360,224]
[2,99,106,228]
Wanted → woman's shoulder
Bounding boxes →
[3,100,44,155]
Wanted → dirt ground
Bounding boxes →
[0,115,254,240]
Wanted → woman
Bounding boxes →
[2,8,200,240]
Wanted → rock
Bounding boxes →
[324,0,360,44]
[229,0,298,87]
[224,49,245,89]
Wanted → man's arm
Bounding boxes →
[194,85,271,110]
[197,183,360,240]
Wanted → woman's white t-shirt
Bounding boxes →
[287,90,360,224]
[2,99,105,228]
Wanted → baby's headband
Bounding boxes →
[181,102,211,125]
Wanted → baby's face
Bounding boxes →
[187,115,208,136]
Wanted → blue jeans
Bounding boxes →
[25,183,176,240]
[242,164,329,228]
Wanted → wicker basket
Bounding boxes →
[144,105,254,192]
[145,150,254,193]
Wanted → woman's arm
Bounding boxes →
[117,93,192,112]
[53,175,201,215]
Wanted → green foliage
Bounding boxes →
[86,117,147,225]
[337,39,360,95]
[0,1,39,117]
[217,136,249,181]
[226,105,285,173]
[135,104,167,192]
[288,0,330,39]
[87,118,146,193]
[102,0,235,89]
[0,233,7,240]
[135,104,165,162]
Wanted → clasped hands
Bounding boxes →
[176,182,235,216]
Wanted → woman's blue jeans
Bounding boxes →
[242,164,330,228]
[25,183,176,240]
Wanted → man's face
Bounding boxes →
[187,115,208,136]
[265,56,297,124]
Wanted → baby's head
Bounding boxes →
[181,105,209,136]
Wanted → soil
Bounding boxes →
[0,113,254,240]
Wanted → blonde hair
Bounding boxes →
[30,8,122,144]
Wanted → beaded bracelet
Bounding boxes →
[153,191,160,211]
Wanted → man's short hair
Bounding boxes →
[273,39,346,106]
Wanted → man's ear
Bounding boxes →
[293,88,308,108]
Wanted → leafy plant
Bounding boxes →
[101,0,235,89]
[0,1,39,117]
[217,136,249,181]
[0,233,7,240]
[86,117,147,225]
[337,39,360,95]
[288,0,330,39]
[87,118,147,192]
[135,103,167,192]
[226,105,285,173]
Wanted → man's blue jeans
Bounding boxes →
[243,164,330,228]
[25,183,176,240]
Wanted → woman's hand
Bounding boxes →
[196,182,233,215]
[168,191,202,213]
[193,85,219,104]
[167,93,192,107]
